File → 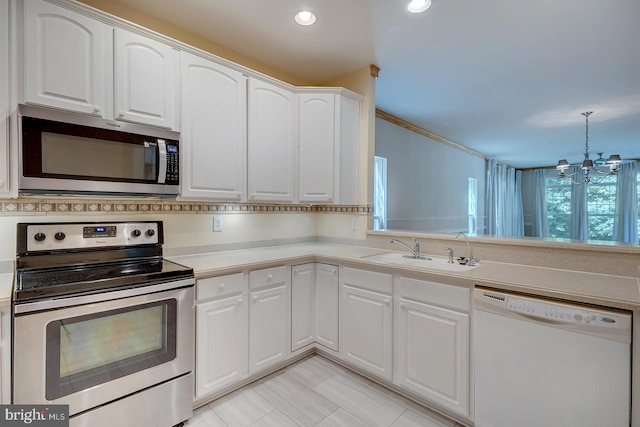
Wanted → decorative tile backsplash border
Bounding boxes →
[0,198,373,216]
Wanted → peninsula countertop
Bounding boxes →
[170,242,640,311]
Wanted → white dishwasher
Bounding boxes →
[474,287,631,427]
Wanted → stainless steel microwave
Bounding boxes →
[19,105,180,197]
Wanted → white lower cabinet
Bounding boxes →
[340,267,393,380]
[291,263,340,353]
[195,294,248,397]
[314,263,339,351]
[249,266,290,372]
[195,273,248,398]
[394,277,471,417]
[0,305,10,403]
[291,264,315,351]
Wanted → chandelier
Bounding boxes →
[556,111,621,184]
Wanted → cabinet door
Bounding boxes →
[0,0,10,196]
[195,295,248,398]
[247,78,296,202]
[395,298,469,416]
[24,0,110,116]
[115,29,177,129]
[180,52,246,200]
[340,283,393,380]
[291,264,315,351]
[335,94,360,205]
[315,263,339,352]
[0,306,9,403]
[249,284,290,372]
[298,93,335,203]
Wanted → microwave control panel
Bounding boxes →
[166,143,179,184]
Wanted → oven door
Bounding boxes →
[13,283,194,417]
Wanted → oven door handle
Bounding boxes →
[14,277,194,314]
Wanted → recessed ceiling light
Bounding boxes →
[295,10,317,26]
[406,0,432,13]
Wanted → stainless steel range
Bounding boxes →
[13,221,195,427]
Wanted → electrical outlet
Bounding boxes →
[305,216,312,228]
[351,217,358,230]
[213,216,223,232]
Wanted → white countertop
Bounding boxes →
[0,273,14,307]
[171,242,640,311]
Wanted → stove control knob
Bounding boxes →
[54,232,66,241]
[131,229,142,238]
[34,232,46,242]
[146,229,155,237]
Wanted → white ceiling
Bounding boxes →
[112,0,640,169]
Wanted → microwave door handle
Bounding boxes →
[157,139,167,184]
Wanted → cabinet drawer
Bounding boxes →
[399,277,470,312]
[249,266,288,290]
[341,267,392,294]
[197,273,245,301]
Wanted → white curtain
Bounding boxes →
[570,167,589,240]
[531,169,548,237]
[485,159,524,237]
[613,161,638,244]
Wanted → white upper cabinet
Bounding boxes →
[22,1,179,130]
[180,52,247,200]
[297,90,361,205]
[247,78,296,202]
[23,0,111,116]
[0,0,10,196]
[298,93,335,203]
[114,28,177,129]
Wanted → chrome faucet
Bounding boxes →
[445,247,454,263]
[456,232,479,266]
[390,238,429,259]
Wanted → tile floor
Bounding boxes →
[185,355,464,427]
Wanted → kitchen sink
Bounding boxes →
[361,252,478,272]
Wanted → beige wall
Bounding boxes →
[76,0,312,86]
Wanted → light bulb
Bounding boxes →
[295,10,317,26]
[406,0,432,13]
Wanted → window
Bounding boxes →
[545,177,571,239]
[373,156,387,230]
[545,175,617,241]
[586,175,616,240]
[637,171,640,238]
[468,177,477,236]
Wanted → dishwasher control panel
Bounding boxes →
[507,296,620,328]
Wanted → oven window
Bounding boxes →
[46,299,177,400]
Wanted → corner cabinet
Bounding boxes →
[394,277,471,417]
[23,0,111,116]
[291,263,339,353]
[314,263,339,351]
[297,91,361,204]
[340,267,393,380]
[247,78,296,202]
[180,52,247,200]
[114,28,177,129]
[291,264,315,351]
